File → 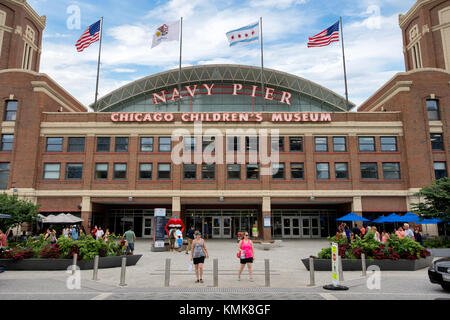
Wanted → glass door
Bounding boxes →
[311,217,321,238]
[301,217,310,238]
[222,217,232,239]
[282,217,291,238]
[292,217,301,237]
[212,217,221,238]
[142,217,153,238]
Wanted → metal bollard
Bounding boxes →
[361,253,367,277]
[308,257,315,286]
[213,259,218,287]
[92,255,99,280]
[164,258,171,287]
[338,256,344,282]
[119,256,127,286]
[264,259,270,287]
[72,253,77,275]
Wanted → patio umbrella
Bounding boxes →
[336,212,370,222]
[418,219,441,224]
[0,214,11,219]
[397,212,420,223]
[383,213,404,223]
[371,215,386,223]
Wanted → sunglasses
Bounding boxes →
[244,234,249,236]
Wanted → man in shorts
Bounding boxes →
[123,226,136,255]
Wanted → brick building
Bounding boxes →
[0,0,448,240]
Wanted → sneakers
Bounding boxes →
[249,277,254,282]
[200,279,204,283]
[238,275,241,281]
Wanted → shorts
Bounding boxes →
[193,256,205,265]
[126,243,135,252]
[240,258,254,264]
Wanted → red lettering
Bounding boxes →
[111,113,119,122]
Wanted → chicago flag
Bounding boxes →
[226,21,259,46]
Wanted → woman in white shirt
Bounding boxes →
[96,227,104,240]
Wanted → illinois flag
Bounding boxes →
[226,21,259,46]
[151,20,180,48]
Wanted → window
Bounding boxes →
[1,134,13,151]
[315,137,328,152]
[333,137,347,152]
[46,137,63,152]
[246,136,259,152]
[246,164,259,180]
[97,137,110,152]
[271,137,284,152]
[227,136,241,152]
[430,134,444,150]
[335,163,349,180]
[359,137,375,152]
[43,163,60,180]
[66,163,83,180]
[316,163,330,180]
[227,164,241,180]
[0,162,10,189]
[202,136,215,152]
[183,164,196,180]
[68,137,85,152]
[361,163,378,179]
[291,163,304,180]
[289,137,303,152]
[0,10,6,59]
[115,137,129,152]
[380,137,397,152]
[158,163,171,180]
[159,137,171,152]
[184,137,196,152]
[434,162,448,179]
[426,100,440,121]
[140,137,154,152]
[95,163,108,180]
[202,164,215,180]
[113,163,127,180]
[4,100,17,121]
[139,163,152,180]
[411,42,422,69]
[22,26,35,70]
[272,163,285,180]
[383,163,401,180]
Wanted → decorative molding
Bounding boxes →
[7,0,46,29]
[367,81,413,112]
[399,0,436,28]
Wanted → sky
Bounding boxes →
[28,0,417,110]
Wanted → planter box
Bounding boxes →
[0,254,142,271]
[428,248,450,257]
[301,256,432,271]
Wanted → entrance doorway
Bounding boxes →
[212,216,232,239]
[142,217,154,238]
[301,216,321,238]
[281,216,322,239]
[282,217,301,238]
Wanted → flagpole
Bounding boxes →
[340,16,349,109]
[178,17,183,112]
[94,17,104,112]
[260,17,264,112]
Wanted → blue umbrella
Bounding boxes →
[397,212,419,223]
[371,215,386,223]
[336,212,370,222]
[0,214,11,219]
[383,213,404,223]
[418,218,441,224]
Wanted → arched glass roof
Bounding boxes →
[94,64,354,113]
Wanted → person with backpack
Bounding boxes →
[169,228,176,252]
[190,232,209,283]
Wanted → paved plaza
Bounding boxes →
[0,239,449,300]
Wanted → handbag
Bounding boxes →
[236,251,241,259]
[188,262,193,273]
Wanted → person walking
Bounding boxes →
[96,226,104,240]
[414,228,424,245]
[123,226,136,255]
[252,222,258,240]
[62,226,69,238]
[186,226,195,255]
[0,229,7,249]
[372,226,380,241]
[91,225,98,239]
[104,228,111,242]
[395,227,405,239]
[169,228,176,252]
[71,225,79,241]
[238,232,255,281]
[203,222,210,240]
[50,229,57,244]
[403,223,414,240]
[190,232,209,283]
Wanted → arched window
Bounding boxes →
[22,25,36,70]
[4,100,17,121]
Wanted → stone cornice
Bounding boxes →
[6,0,46,29]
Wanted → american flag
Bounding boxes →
[307,21,340,48]
[75,20,101,52]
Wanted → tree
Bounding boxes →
[0,193,40,236]
[412,178,450,237]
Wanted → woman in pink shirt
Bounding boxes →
[238,232,255,281]
[395,227,405,239]
[0,229,7,248]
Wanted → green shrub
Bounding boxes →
[423,238,450,248]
